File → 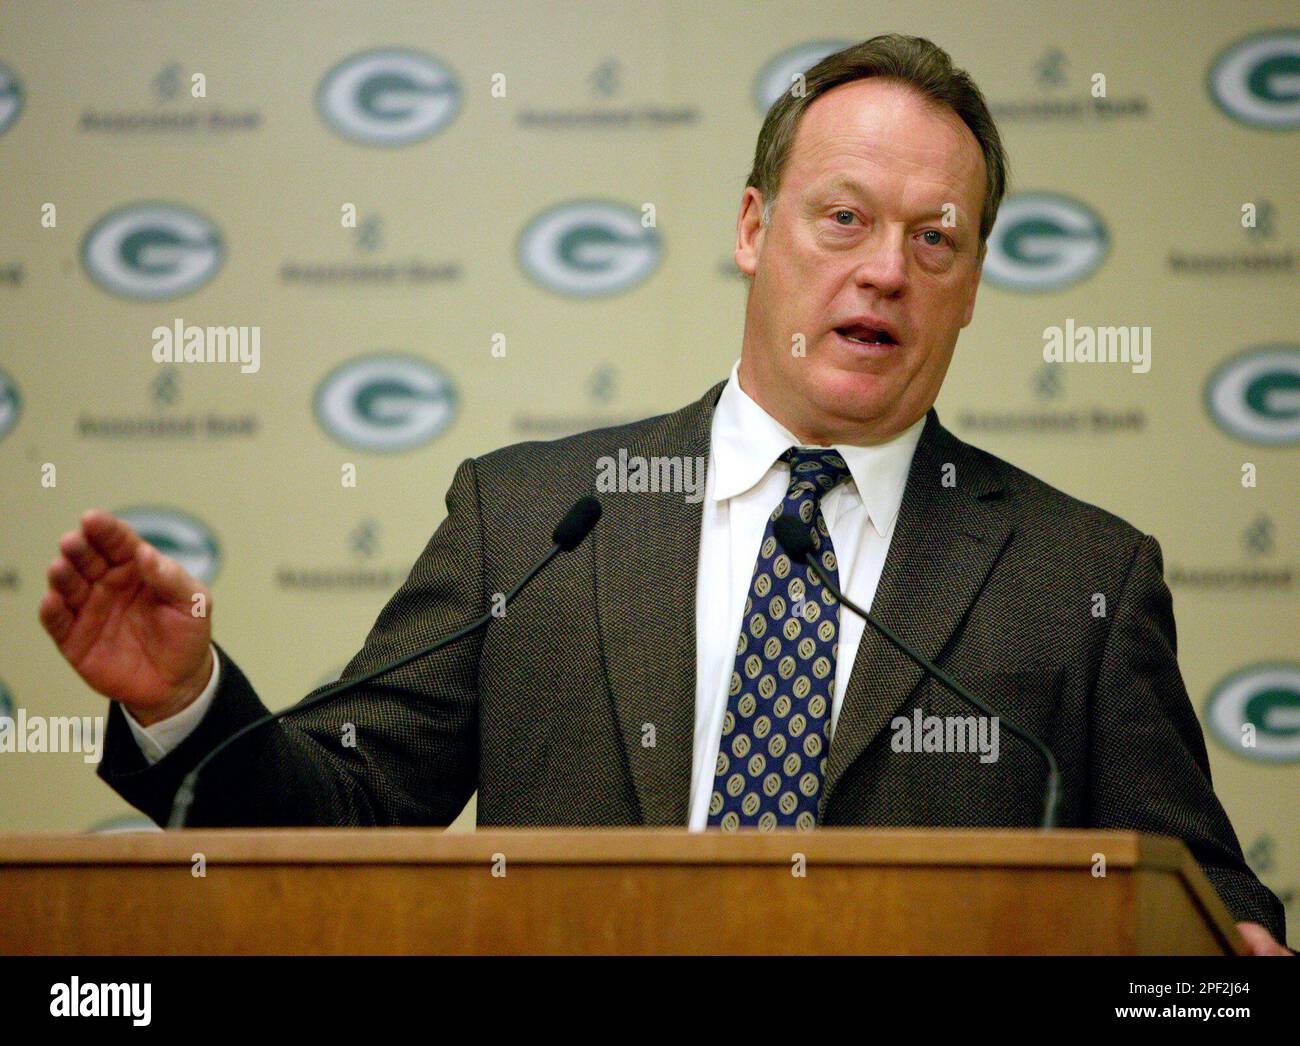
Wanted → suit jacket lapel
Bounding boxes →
[593,382,724,825]
[820,409,1015,815]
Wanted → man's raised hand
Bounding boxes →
[38,509,215,727]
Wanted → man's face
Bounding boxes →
[735,78,988,445]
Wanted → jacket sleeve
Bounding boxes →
[96,457,485,828]
[1086,533,1286,943]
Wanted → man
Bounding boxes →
[40,35,1288,952]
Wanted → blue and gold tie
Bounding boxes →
[708,447,852,831]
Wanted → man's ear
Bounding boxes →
[734,187,766,278]
[959,251,984,329]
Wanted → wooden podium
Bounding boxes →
[0,828,1246,955]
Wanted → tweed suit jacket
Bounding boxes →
[98,380,1285,939]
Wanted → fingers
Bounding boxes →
[58,527,110,582]
[47,509,203,612]
[1235,921,1290,956]
[46,554,91,609]
[135,540,203,604]
[41,515,117,644]
[81,508,141,567]
[38,589,75,644]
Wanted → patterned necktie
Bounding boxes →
[708,447,852,831]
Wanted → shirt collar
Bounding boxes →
[710,359,925,538]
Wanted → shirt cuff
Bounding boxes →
[123,646,221,766]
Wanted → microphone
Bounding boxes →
[167,496,603,828]
[552,495,601,550]
[773,514,1061,830]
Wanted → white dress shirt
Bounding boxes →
[685,361,924,828]
[127,361,926,831]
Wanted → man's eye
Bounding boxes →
[832,209,856,225]
[920,229,946,246]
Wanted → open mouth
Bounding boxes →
[835,324,897,347]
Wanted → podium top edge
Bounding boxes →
[0,827,1187,870]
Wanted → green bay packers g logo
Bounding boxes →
[983,193,1108,292]
[1208,31,1300,129]
[317,48,460,146]
[82,203,223,300]
[517,201,661,298]
[1207,664,1300,763]
[1205,346,1300,445]
[0,367,20,442]
[314,354,457,452]
[0,676,13,720]
[116,507,221,584]
[753,41,849,112]
[0,63,23,135]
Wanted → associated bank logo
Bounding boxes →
[983,193,1108,291]
[314,355,457,452]
[1205,346,1300,445]
[1208,31,1300,129]
[0,62,23,134]
[0,367,20,441]
[82,203,224,300]
[116,508,221,584]
[518,200,661,298]
[1207,664,1300,763]
[753,41,849,112]
[317,48,460,145]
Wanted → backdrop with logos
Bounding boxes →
[0,1,1295,943]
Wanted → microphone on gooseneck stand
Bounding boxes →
[772,514,1061,830]
[167,496,604,828]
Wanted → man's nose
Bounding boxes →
[850,229,907,296]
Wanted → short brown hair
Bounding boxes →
[746,34,1008,250]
